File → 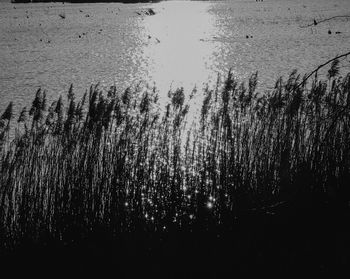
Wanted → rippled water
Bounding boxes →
[0,0,350,114]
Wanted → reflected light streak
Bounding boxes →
[137,1,220,103]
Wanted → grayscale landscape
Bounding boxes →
[0,0,350,278]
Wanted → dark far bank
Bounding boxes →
[11,0,161,3]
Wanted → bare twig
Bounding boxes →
[300,15,350,28]
[296,51,350,89]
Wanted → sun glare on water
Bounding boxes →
[137,1,220,98]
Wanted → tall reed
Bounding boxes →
[0,64,349,248]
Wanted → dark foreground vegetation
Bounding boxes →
[1,61,350,277]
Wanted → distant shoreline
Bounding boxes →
[11,0,161,3]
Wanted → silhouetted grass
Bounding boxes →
[0,65,349,276]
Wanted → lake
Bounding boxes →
[0,0,350,115]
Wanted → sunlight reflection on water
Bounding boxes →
[1,0,350,116]
[137,1,220,101]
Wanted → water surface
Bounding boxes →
[0,0,350,114]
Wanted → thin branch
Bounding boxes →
[295,51,350,89]
[300,15,350,28]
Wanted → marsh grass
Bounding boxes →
[0,64,349,251]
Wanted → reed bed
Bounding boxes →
[0,62,349,250]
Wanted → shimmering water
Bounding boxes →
[0,0,350,114]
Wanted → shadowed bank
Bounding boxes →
[11,0,161,3]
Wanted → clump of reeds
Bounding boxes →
[0,62,349,249]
